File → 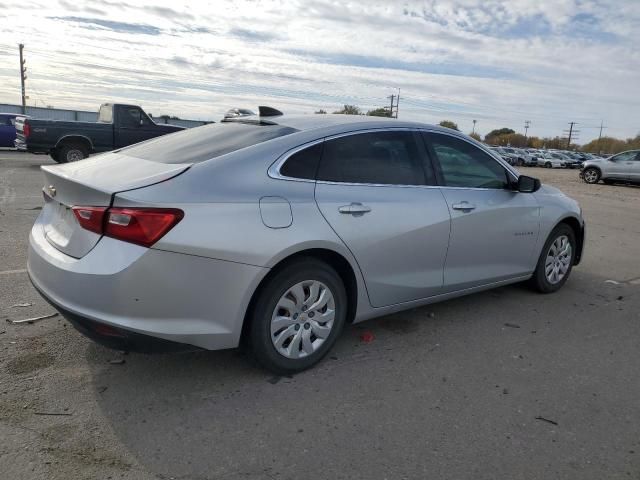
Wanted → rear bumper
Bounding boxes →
[28,215,269,351]
[32,278,198,353]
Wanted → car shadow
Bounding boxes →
[87,269,632,479]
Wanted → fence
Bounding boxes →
[0,103,213,128]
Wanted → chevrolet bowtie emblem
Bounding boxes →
[47,185,56,197]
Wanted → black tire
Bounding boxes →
[49,150,63,163]
[582,167,601,184]
[248,258,347,374]
[517,158,525,167]
[529,224,576,293]
[57,142,89,163]
[545,162,552,168]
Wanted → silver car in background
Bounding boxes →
[581,149,640,184]
[28,112,585,373]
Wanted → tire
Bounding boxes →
[248,258,348,374]
[545,162,552,168]
[57,142,89,163]
[529,224,576,293]
[582,167,601,184]
[517,159,525,167]
[49,150,63,163]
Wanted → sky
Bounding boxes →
[0,0,638,143]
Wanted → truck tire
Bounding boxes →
[57,143,89,163]
[49,150,63,163]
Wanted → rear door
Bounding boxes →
[423,132,540,292]
[314,130,451,307]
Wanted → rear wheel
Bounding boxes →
[529,224,576,293]
[517,158,525,167]
[582,167,601,184]
[248,258,347,374]
[57,143,89,163]
[545,162,552,168]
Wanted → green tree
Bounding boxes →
[439,120,459,131]
[468,132,482,142]
[366,107,392,117]
[333,105,362,115]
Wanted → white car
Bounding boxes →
[537,152,567,168]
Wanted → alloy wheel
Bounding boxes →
[583,169,599,183]
[270,280,336,359]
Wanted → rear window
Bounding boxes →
[98,105,113,123]
[120,122,298,164]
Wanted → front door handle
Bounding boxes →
[452,202,476,212]
[339,203,372,216]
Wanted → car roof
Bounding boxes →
[229,113,457,135]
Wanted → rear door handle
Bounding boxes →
[452,202,476,212]
[339,203,372,216]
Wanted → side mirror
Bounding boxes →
[517,175,541,193]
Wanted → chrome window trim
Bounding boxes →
[268,126,519,189]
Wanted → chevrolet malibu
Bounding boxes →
[28,112,585,373]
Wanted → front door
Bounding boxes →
[423,132,540,292]
[607,151,637,179]
[115,107,161,148]
[314,130,451,307]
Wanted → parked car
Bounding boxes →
[513,148,537,166]
[581,150,640,184]
[491,146,519,166]
[14,103,184,163]
[561,151,584,169]
[28,113,585,373]
[0,113,21,148]
[538,152,568,168]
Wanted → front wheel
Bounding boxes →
[582,167,601,184]
[529,224,576,293]
[248,258,347,374]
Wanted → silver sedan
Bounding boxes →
[28,112,585,373]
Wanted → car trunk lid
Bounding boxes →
[39,153,191,258]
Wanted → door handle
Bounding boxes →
[339,203,372,215]
[452,202,476,212]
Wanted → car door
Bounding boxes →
[0,115,13,148]
[314,130,451,307]
[630,151,640,181]
[422,132,540,292]
[606,151,636,179]
[115,107,161,148]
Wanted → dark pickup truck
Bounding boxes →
[15,103,184,162]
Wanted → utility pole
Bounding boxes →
[564,121,578,149]
[19,43,27,114]
[472,119,477,135]
[524,120,530,140]
[386,89,400,118]
[596,120,608,155]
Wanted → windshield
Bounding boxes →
[120,121,299,164]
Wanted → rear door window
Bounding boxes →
[316,130,433,186]
[121,122,298,164]
[280,142,323,180]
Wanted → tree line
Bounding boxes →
[319,105,638,154]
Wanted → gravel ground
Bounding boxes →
[1,151,639,480]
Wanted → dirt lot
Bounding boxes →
[1,151,639,480]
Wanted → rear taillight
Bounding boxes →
[23,121,31,138]
[72,206,107,234]
[72,206,183,247]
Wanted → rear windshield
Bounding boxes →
[98,105,113,123]
[121,122,298,164]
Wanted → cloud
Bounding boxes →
[0,0,637,141]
